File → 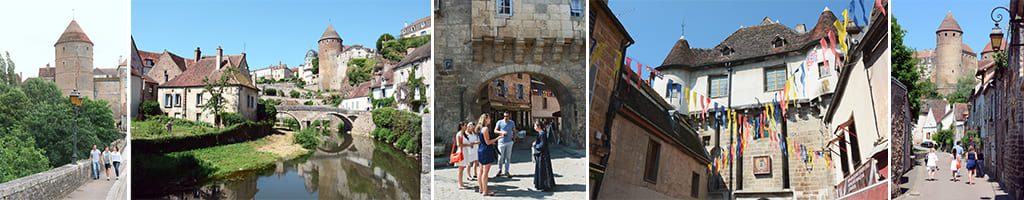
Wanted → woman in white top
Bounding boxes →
[455,122,479,189]
[464,122,481,181]
[950,152,960,182]
[111,147,122,180]
[926,148,938,181]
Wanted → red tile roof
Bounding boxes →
[38,67,55,78]
[396,42,431,67]
[914,49,934,58]
[320,24,342,41]
[982,38,1007,54]
[160,54,255,89]
[937,11,962,33]
[131,68,157,84]
[348,81,372,98]
[961,43,975,55]
[137,50,163,67]
[56,20,92,45]
[953,103,968,121]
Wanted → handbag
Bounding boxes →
[449,136,464,164]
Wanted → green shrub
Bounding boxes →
[290,90,300,98]
[395,134,410,150]
[304,101,314,105]
[139,100,162,118]
[257,99,277,122]
[293,128,320,149]
[372,128,391,140]
[403,135,420,154]
[371,107,397,127]
[219,112,245,127]
[281,118,300,130]
[264,88,277,96]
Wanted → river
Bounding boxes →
[154,134,421,200]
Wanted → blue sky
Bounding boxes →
[132,0,429,70]
[892,0,1009,53]
[606,0,872,70]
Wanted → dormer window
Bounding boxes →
[720,46,734,57]
[772,36,786,48]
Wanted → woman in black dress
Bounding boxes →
[532,120,555,191]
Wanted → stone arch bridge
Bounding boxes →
[275,105,375,134]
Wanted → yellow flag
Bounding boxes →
[685,87,691,112]
[612,49,623,72]
[591,43,606,68]
[835,9,850,53]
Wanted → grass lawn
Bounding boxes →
[131,118,218,140]
[169,137,281,178]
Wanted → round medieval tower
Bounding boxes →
[935,11,963,95]
[54,20,94,97]
[318,24,343,90]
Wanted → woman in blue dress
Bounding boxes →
[532,120,555,191]
[476,113,502,196]
[966,146,978,185]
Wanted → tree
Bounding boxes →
[0,129,50,183]
[139,100,162,118]
[917,80,941,100]
[257,99,278,122]
[311,57,319,74]
[945,73,979,103]
[0,84,30,131]
[933,129,954,150]
[290,90,301,98]
[0,52,18,86]
[377,33,395,51]
[891,16,926,123]
[264,88,277,96]
[199,66,241,127]
[295,79,306,89]
[346,58,376,86]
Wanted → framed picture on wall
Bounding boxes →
[753,156,771,175]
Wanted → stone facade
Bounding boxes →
[977,1,1024,198]
[589,0,633,197]
[145,50,188,85]
[401,16,432,38]
[435,0,586,149]
[892,79,911,198]
[155,46,260,124]
[318,24,378,91]
[54,20,94,97]
[599,114,709,199]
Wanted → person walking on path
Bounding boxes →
[166,121,173,133]
[89,145,101,180]
[102,147,112,181]
[952,142,964,177]
[494,112,517,179]
[455,121,479,189]
[977,150,985,178]
[477,113,502,196]
[927,148,939,181]
[112,146,122,180]
[951,153,961,182]
[966,146,978,185]
[532,120,555,191]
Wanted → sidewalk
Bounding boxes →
[897,151,1010,200]
[63,136,129,200]
[434,141,586,199]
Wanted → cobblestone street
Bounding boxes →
[434,141,586,199]
[898,150,1011,200]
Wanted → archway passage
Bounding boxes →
[436,65,585,149]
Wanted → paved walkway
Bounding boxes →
[64,138,129,200]
[897,151,1011,200]
[434,141,587,199]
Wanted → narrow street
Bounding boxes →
[434,141,586,199]
[898,150,1010,200]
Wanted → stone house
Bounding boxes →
[298,49,319,84]
[530,81,560,120]
[144,49,189,85]
[252,62,292,81]
[341,82,372,111]
[401,16,431,38]
[392,42,432,112]
[157,47,259,123]
[651,8,842,199]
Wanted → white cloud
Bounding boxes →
[0,0,129,79]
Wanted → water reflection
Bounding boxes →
[160,135,421,200]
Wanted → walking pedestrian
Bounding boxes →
[966,146,978,185]
[112,146,122,180]
[494,112,516,178]
[927,148,939,181]
[102,146,112,181]
[477,113,502,196]
[951,153,960,182]
[455,121,479,189]
[532,120,555,191]
[166,121,173,133]
[977,150,985,178]
[953,142,964,177]
[89,145,101,180]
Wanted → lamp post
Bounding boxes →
[70,90,82,165]
[992,6,1011,52]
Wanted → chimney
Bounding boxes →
[194,47,202,62]
[795,24,806,34]
[216,46,223,69]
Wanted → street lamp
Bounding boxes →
[69,90,82,165]
[992,6,1011,52]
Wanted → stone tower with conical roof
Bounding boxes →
[935,11,964,95]
[318,24,344,90]
[54,20,94,97]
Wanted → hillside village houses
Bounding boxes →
[37,20,127,127]
[251,62,293,81]
[401,16,431,38]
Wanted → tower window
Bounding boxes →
[497,0,512,15]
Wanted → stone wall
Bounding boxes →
[598,114,708,199]
[0,139,125,200]
[891,79,910,198]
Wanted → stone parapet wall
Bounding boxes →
[0,137,126,200]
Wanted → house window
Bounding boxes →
[517,73,522,79]
[516,84,525,100]
[764,66,787,91]
[497,0,512,15]
[196,94,203,105]
[164,94,172,107]
[644,139,661,183]
[720,46,733,57]
[174,94,181,107]
[666,83,680,98]
[543,97,548,109]
[709,75,728,98]
[818,62,830,78]
[570,0,582,17]
[494,80,507,97]
[145,59,154,66]
[196,113,201,121]
[772,37,786,48]
[691,172,701,198]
